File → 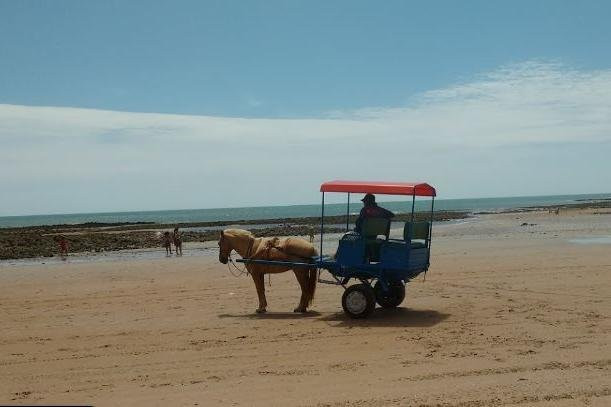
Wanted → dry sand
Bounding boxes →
[1,209,610,406]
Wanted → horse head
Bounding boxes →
[218,229,254,264]
[218,230,231,264]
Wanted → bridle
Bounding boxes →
[222,233,255,277]
[227,253,249,277]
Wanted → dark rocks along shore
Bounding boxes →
[0,211,468,260]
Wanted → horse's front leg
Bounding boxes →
[251,270,267,313]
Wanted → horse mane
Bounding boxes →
[223,228,255,239]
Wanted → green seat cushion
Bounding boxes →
[404,221,430,241]
[362,218,391,239]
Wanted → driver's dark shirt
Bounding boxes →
[355,204,395,233]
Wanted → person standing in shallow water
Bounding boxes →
[162,231,173,256]
[58,236,69,259]
[173,227,183,256]
[355,193,395,233]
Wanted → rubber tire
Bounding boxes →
[342,283,376,319]
[374,281,405,308]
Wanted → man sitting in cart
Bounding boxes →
[355,193,395,233]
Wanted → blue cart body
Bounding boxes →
[326,229,430,282]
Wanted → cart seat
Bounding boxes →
[384,240,426,250]
[404,221,430,245]
[362,217,391,262]
[335,232,366,266]
[387,221,430,248]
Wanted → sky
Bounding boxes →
[1,0,610,216]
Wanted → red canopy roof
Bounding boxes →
[320,180,436,197]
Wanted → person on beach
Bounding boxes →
[58,236,69,259]
[162,231,173,256]
[173,227,183,256]
[355,193,395,233]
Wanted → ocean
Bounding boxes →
[1,193,609,229]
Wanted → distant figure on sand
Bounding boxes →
[308,226,315,243]
[58,236,69,259]
[162,231,173,256]
[173,227,183,256]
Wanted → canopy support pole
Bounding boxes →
[346,193,350,232]
[424,196,435,279]
[410,192,416,224]
[428,197,435,249]
[320,192,325,258]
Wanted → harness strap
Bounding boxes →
[261,238,312,261]
[226,235,255,278]
[228,236,312,287]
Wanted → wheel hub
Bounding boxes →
[345,291,367,314]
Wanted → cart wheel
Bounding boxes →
[374,281,405,308]
[342,283,376,318]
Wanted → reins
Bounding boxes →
[224,234,255,278]
[223,234,272,286]
[227,253,249,277]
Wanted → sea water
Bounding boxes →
[569,236,611,245]
[0,193,609,228]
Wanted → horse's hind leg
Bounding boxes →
[293,269,309,313]
[251,270,267,314]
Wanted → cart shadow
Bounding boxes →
[320,307,449,327]
[218,308,448,326]
[218,311,323,320]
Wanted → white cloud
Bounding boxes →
[1,61,610,215]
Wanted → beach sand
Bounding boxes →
[1,209,610,406]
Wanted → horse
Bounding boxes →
[218,229,318,314]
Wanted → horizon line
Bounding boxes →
[1,191,610,219]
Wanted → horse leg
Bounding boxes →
[251,270,267,313]
[293,269,309,313]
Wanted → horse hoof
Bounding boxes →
[293,307,307,313]
[256,308,267,314]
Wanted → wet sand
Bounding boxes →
[1,209,610,406]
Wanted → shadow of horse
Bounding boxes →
[218,311,323,320]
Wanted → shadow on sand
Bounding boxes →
[218,307,448,327]
[320,307,449,328]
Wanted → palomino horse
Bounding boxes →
[218,229,318,314]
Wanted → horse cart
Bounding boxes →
[236,180,436,318]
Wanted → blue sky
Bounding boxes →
[3,0,610,117]
[1,1,610,215]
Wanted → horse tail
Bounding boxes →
[306,267,317,306]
